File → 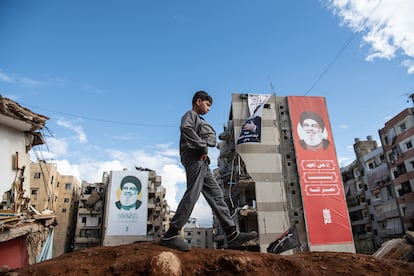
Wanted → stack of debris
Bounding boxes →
[373,231,414,262]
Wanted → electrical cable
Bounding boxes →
[304,0,383,96]
[20,102,177,128]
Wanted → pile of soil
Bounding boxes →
[5,242,414,275]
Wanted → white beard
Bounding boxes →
[303,133,323,146]
[120,194,135,206]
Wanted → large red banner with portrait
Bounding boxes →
[287,96,353,245]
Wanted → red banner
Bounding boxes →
[288,96,353,245]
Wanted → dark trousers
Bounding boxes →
[170,159,235,231]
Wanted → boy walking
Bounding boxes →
[160,91,257,251]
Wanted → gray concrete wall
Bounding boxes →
[231,94,290,252]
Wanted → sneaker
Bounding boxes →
[227,231,258,249]
[159,236,191,251]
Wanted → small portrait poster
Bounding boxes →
[237,94,271,145]
[106,170,148,236]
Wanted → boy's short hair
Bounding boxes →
[192,91,213,106]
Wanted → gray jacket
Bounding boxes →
[179,110,216,163]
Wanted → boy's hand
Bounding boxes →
[200,154,208,161]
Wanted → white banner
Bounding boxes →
[106,170,148,236]
[237,94,271,144]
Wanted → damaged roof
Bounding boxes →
[0,95,49,131]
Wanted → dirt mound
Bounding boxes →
[5,242,414,275]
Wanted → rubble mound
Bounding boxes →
[4,242,414,275]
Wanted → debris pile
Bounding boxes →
[5,241,414,275]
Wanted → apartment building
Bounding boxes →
[30,162,59,213]
[379,107,414,232]
[215,94,355,253]
[74,181,106,250]
[54,175,80,255]
[341,137,404,254]
[99,168,169,246]
[30,162,81,257]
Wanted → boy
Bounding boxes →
[160,91,257,251]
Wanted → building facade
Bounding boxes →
[216,94,355,253]
[30,162,81,257]
[0,96,51,269]
[379,107,414,232]
[74,181,106,250]
[75,168,170,247]
[341,137,404,254]
[145,168,169,241]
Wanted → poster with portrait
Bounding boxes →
[106,170,148,236]
[237,94,271,145]
[287,96,353,246]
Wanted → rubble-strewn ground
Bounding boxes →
[3,242,414,276]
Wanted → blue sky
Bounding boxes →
[1,0,413,226]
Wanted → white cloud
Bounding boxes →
[34,132,215,226]
[346,144,354,152]
[50,159,124,184]
[155,143,179,157]
[30,137,69,161]
[338,156,354,167]
[402,59,414,74]
[112,134,137,141]
[0,70,44,86]
[191,198,213,226]
[159,163,186,210]
[47,137,69,156]
[338,124,349,129]
[325,0,414,73]
[55,159,81,179]
[57,119,87,143]
[21,77,42,87]
[0,71,14,83]
[82,83,103,94]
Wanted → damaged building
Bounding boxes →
[214,94,355,254]
[74,181,106,250]
[30,162,81,258]
[0,95,53,269]
[341,137,404,254]
[74,168,170,248]
[379,106,414,233]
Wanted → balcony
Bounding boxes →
[78,207,102,215]
[348,202,367,213]
[351,217,370,226]
[383,209,400,219]
[372,198,383,206]
[355,231,372,240]
[378,228,403,237]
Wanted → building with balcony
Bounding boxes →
[215,94,355,254]
[144,168,169,241]
[183,218,214,249]
[341,137,404,254]
[379,106,414,232]
[75,168,170,247]
[74,181,106,250]
[30,162,81,257]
